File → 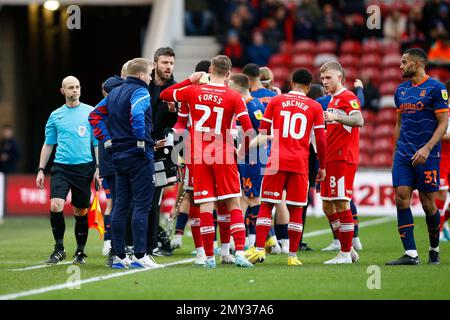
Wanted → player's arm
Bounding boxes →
[313,105,327,181]
[324,109,364,127]
[36,114,57,189]
[89,97,111,144]
[249,99,274,147]
[354,79,365,108]
[130,87,151,150]
[159,72,205,102]
[393,111,402,154]
[411,110,448,166]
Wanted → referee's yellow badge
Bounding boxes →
[442,90,448,100]
[254,110,263,120]
[350,99,359,109]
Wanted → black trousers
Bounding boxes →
[147,186,163,253]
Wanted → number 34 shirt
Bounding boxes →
[45,103,98,165]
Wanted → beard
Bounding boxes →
[156,67,171,81]
[402,68,415,78]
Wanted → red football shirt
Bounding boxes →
[326,88,360,164]
[172,82,249,163]
[260,91,325,174]
[441,114,450,161]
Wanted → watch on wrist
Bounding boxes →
[37,167,45,173]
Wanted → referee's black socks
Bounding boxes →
[50,211,65,251]
[75,214,89,252]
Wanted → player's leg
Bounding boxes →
[171,184,190,250]
[101,176,113,256]
[419,190,441,264]
[346,163,362,250]
[217,201,233,264]
[187,194,206,265]
[46,164,70,264]
[437,163,449,241]
[246,195,260,248]
[274,198,289,254]
[285,172,308,266]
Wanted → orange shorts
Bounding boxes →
[261,171,308,206]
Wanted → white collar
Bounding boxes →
[207,82,226,87]
[288,90,306,96]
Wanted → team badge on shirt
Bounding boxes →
[442,90,448,100]
[253,110,263,120]
[349,100,359,109]
[78,126,87,137]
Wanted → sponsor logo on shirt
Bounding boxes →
[78,126,87,137]
[253,110,263,120]
[442,90,448,100]
[350,100,359,109]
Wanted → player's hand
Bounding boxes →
[236,147,245,160]
[167,102,177,112]
[354,79,363,89]
[411,145,430,166]
[324,111,338,123]
[316,168,326,182]
[36,171,45,189]
[189,72,206,84]
[94,168,102,188]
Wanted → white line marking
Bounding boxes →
[0,258,195,300]
[302,216,394,238]
[9,261,72,271]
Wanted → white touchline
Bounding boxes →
[9,261,72,271]
[0,258,195,300]
[302,216,394,238]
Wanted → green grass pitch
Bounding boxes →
[0,215,449,300]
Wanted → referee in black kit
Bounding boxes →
[147,47,179,256]
[36,76,100,265]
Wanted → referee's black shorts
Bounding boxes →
[50,162,95,209]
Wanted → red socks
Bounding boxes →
[229,208,246,251]
[288,207,303,254]
[189,205,203,249]
[338,209,354,253]
[200,211,215,257]
[255,202,273,249]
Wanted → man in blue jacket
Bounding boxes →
[89,58,159,269]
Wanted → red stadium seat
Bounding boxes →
[268,54,292,69]
[383,42,401,55]
[359,151,371,167]
[340,40,363,56]
[293,40,316,55]
[377,107,397,124]
[374,123,395,138]
[372,151,393,168]
[362,39,383,55]
[360,123,374,139]
[359,136,373,153]
[360,66,381,87]
[360,53,382,68]
[314,53,338,67]
[291,54,314,69]
[343,66,359,82]
[230,67,242,75]
[381,67,402,82]
[382,54,401,68]
[362,109,377,124]
[279,41,293,55]
[271,67,291,83]
[374,136,394,152]
[316,40,337,54]
[339,54,360,69]
[380,81,398,96]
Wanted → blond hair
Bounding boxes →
[260,66,274,89]
[211,55,232,77]
[319,60,344,76]
[126,58,151,76]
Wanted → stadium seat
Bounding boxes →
[374,123,395,138]
[377,107,397,124]
[343,66,358,81]
[360,53,382,68]
[314,53,338,67]
[271,67,291,83]
[268,54,292,69]
[340,40,363,56]
[359,136,373,153]
[359,150,371,167]
[316,40,337,54]
[383,42,401,55]
[374,136,394,153]
[379,81,398,96]
[372,151,393,168]
[362,39,383,55]
[360,66,381,87]
[291,54,314,69]
[293,40,316,55]
[231,67,242,75]
[279,41,293,55]
[381,67,402,82]
[362,109,377,124]
[339,54,360,69]
[382,54,402,68]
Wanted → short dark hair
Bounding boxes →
[229,73,250,91]
[307,83,325,100]
[153,47,175,62]
[404,48,427,64]
[242,63,261,78]
[292,68,313,86]
[195,60,211,72]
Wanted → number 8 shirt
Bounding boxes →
[320,88,361,201]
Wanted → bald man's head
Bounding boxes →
[60,76,81,102]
